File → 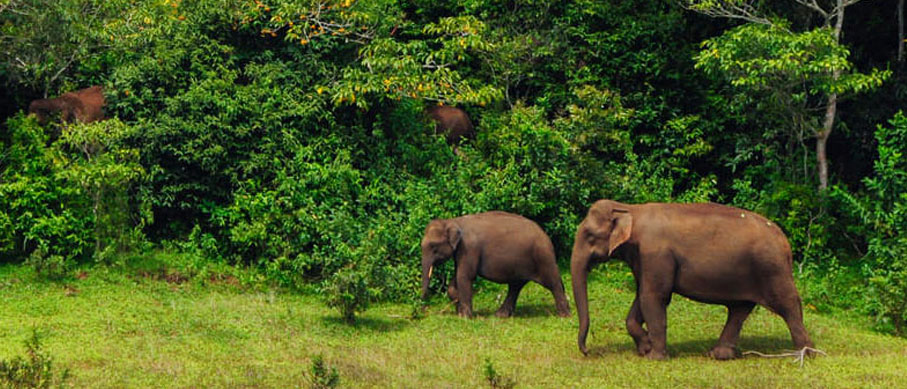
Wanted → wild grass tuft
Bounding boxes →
[0,329,70,389]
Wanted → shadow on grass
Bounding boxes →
[460,303,565,319]
[586,335,796,359]
[320,315,410,333]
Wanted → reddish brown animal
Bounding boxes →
[571,200,813,360]
[28,86,105,124]
[426,105,474,145]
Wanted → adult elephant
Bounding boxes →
[420,211,570,318]
[571,199,813,360]
[426,105,474,145]
[28,86,105,124]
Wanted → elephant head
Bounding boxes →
[420,219,462,300]
[28,97,78,124]
[571,200,633,355]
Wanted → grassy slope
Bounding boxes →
[1,264,905,388]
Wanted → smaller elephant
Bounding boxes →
[420,211,570,318]
[426,105,474,145]
[28,86,105,124]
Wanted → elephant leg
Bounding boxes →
[626,296,651,356]
[447,282,458,301]
[495,280,528,318]
[538,271,570,317]
[638,257,674,360]
[708,302,755,360]
[455,262,477,318]
[447,276,458,302]
[765,285,814,353]
[638,292,671,360]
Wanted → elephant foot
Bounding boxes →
[634,338,653,356]
[644,350,668,361]
[555,302,570,317]
[447,287,458,302]
[495,306,514,318]
[708,345,740,360]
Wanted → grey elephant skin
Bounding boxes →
[28,86,105,124]
[420,211,570,318]
[571,200,814,360]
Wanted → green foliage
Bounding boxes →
[322,263,381,323]
[482,358,515,389]
[0,115,147,270]
[307,355,339,389]
[0,115,91,265]
[53,119,148,262]
[0,0,137,94]
[2,0,906,338]
[834,112,907,334]
[0,329,70,389]
[695,22,889,187]
[696,23,887,96]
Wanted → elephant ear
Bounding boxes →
[608,210,632,256]
[446,223,462,251]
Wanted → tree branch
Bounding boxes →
[793,0,829,21]
[680,1,774,26]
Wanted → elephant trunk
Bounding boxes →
[421,259,433,300]
[571,239,591,356]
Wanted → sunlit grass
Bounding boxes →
[1,263,905,388]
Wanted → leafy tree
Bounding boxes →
[0,0,144,96]
[687,0,889,191]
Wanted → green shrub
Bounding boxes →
[23,251,68,281]
[322,263,381,323]
[0,330,70,389]
[0,115,91,265]
[835,112,907,334]
[307,355,339,389]
[482,358,516,389]
[0,115,148,269]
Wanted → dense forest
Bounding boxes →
[1,0,905,335]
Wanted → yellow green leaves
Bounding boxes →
[695,24,888,97]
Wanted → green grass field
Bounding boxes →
[1,263,905,388]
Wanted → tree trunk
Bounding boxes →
[818,88,838,192]
[899,0,905,64]
[816,1,845,192]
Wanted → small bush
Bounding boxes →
[322,264,380,324]
[0,330,70,389]
[23,251,68,281]
[307,355,339,389]
[482,358,516,389]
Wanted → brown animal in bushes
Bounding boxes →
[571,199,814,360]
[426,105,474,145]
[28,86,105,124]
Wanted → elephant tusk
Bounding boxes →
[428,266,433,279]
